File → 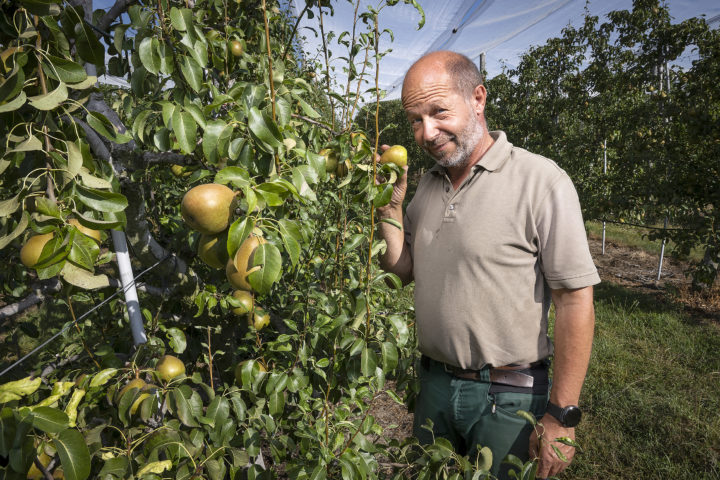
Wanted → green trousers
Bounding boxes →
[413,357,549,479]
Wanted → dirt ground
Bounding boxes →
[370,233,720,443]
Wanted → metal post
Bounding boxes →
[479,52,486,80]
[656,217,667,282]
[602,138,607,255]
[112,230,147,345]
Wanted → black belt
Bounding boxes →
[420,355,549,394]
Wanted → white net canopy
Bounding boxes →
[289,0,720,101]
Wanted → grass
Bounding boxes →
[586,220,704,262]
[567,282,720,479]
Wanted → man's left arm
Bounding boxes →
[530,285,595,478]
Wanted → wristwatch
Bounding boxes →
[546,402,582,428]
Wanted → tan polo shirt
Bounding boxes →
[404,131,600,369]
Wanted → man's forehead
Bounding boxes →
[402,67,453,106]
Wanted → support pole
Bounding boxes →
[112,230,147,345]
[602,138,607,255]
[656,217,667,282]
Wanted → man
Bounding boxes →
[376,51,599,479]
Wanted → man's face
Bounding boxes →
[402,70,484,168]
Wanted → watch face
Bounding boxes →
[563,406,582,427]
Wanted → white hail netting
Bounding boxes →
[289,0,720,102]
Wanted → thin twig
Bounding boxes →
[207,326,214,390]
[68,296,102,369]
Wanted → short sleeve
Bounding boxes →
[536,174,601,289]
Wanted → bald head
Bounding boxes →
[402,51,484,101]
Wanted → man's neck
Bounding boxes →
[446,131,495,189]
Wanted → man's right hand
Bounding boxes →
[375,145,409,215]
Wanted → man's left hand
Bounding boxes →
[528,414,577,478]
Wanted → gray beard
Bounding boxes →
[428,116,484,168]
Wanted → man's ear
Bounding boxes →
[472,84,487,116]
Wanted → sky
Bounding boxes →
[290,0,720,100]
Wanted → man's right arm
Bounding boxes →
[376,166,413,285]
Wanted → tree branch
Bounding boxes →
[98,0,135,32]
[291,114,338,136]
[0,279,62,321]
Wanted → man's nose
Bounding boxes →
[421,119,439,143]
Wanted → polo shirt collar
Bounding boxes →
[429,130,512,177]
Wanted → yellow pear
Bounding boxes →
[181,184,236,234]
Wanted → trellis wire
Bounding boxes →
[0,253,174,380]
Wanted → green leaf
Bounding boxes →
[61,263,111,289]
[248,243,282,294]
[158,42,174,75]
[0,193,20,216]
[31,406,69,433]
[73,19,105,65]
[205,396,230,428]
[42,55,87,83]
[477,446,493,472]
[169,7,193,32]
[173,109,197,154]
[28,81,68,110]
[360,347,377,377]
[373,183,394,208]
[248,106,283,152]
[89,368,118,388]
[20,0,61,15]
[180,55,203,92]
[381,341,398,372]
[372,272,402,289]
[66,75,96,90]
[291,166,317,202]
[0,376,42,403]
[68,231,98,270]
[379,218,402,230]
[75,185,128,213]
[98,456,128,478]
[65,140,82,178]
[166,327,187,354]
[515,410,537,426]
[227,216,254,259]
[137,460,172,476]
[295,97,321,118]
[53,428,91,480]
[387,314,409,347]
[215,166,250,189]
[0,91,26,113]
[202,119,227,163]
[138,37,161,75]
[0,210,29,250]
[342,233,366,254]
[551,444,569,462]
[171,390,199,427]
[268,391,284,416]
[278,224,300,267]
[8,134,42,153]
[87,112,131,144]
[183,102,206,130]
